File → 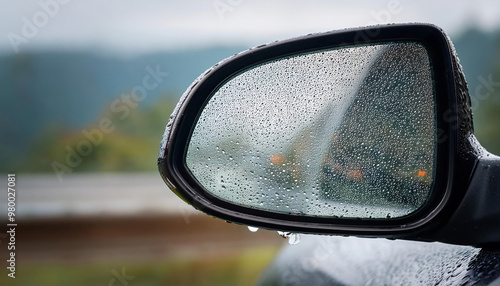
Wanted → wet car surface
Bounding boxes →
[258,235,500,285]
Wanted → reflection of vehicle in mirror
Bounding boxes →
[280,43,435,217]
[158,23,500,284]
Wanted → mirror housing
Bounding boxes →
[158,24,500,246]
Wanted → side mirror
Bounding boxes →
[158,24,500,246]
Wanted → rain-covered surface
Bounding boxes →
[187,42,436,219]
[257,235,500,286]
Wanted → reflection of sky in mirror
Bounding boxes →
[1,0,500,55]
[196,45,383,150]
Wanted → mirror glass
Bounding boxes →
[186,42,436,219]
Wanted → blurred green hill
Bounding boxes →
[458,29,500,155]
[0,47,245,172]
[1,29,499,173]
[21,96,177,173]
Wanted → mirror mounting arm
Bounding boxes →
[426,152,500,246]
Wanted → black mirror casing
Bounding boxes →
[158,23,499,246]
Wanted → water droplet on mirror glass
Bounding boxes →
[248,226,259,232]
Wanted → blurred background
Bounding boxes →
[0,0,499,285]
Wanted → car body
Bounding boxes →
[258,235,500,285]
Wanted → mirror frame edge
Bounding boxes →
[158,23,478,241]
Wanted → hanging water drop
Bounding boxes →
[277,231,301,245]
[248,226,259,232]
[288,233,301,245]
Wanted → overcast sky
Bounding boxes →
[1,0,500,55]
